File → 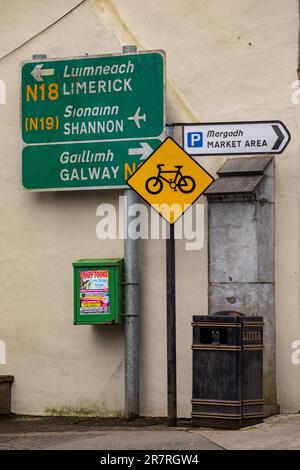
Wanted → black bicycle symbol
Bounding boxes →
[145,164,196,195]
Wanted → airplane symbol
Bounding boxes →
[128,107,146,129]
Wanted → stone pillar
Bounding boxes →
[204,156,278,416]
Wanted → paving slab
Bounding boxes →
[192,414,300,450]
[0,428,221,450]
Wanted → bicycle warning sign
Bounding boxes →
[127,137,214,224]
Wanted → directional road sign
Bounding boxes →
[183,121,290,156]
[22,139,162,190]
[127,138,214,224]
[21,51,165,190]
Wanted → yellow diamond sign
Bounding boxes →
[127,137,214,224]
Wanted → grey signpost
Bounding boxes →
[123,44,140,420]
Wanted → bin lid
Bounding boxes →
[192,311,263,323]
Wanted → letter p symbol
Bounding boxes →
[187,132,203,148]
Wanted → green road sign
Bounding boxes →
[21,50,165,190]
[22,140,162,190]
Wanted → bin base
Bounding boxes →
[192,416,263,430]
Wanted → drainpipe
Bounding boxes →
[123,44,140,419]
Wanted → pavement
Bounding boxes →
[0,413,299,450]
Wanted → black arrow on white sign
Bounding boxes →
[272,124,284,151]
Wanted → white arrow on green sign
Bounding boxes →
[21,50,165,190]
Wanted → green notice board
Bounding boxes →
[73,259,123,325]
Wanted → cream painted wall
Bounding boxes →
[0,0,299,416]
[0,0,84,58]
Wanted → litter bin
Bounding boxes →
[191,311,264,429]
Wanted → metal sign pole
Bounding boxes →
[166,124,177,426]
[123,44,140,420]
